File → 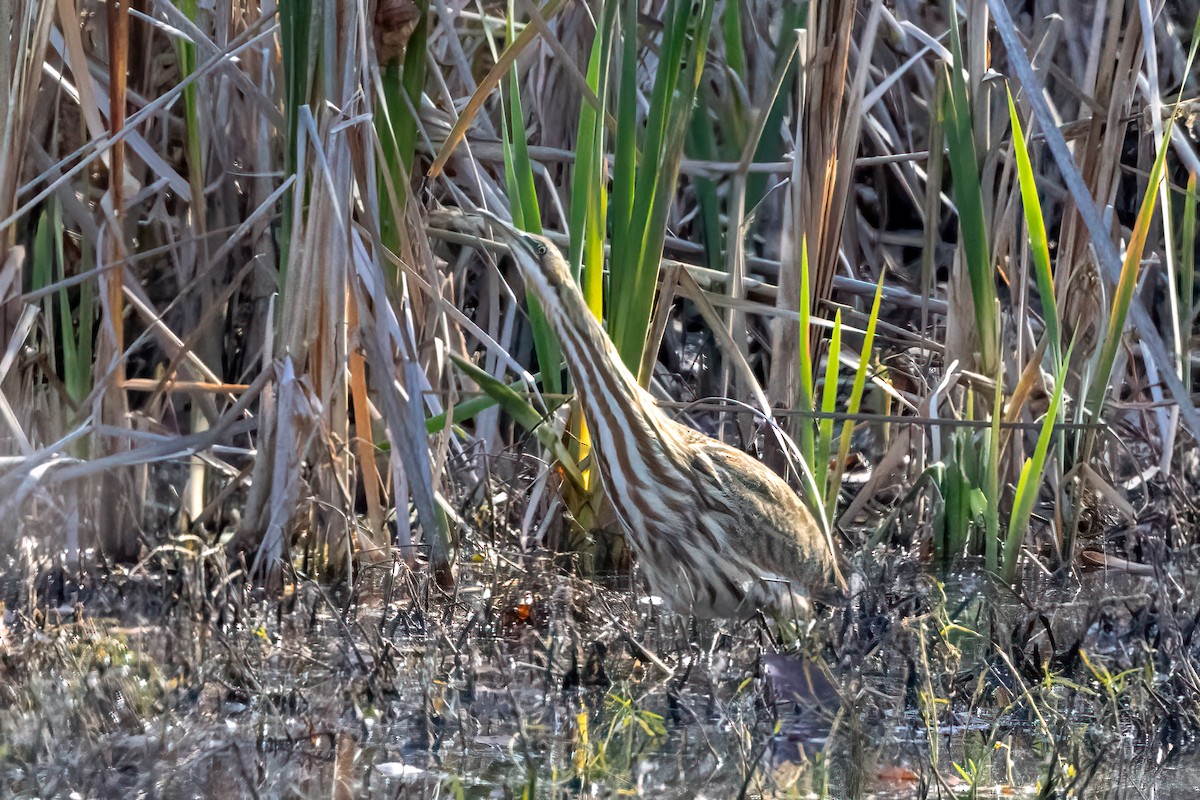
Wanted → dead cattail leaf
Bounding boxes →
[1080,550,1154,576]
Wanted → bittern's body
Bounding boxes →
[487,223,836,619]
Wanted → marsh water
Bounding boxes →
[3,552,1199,798]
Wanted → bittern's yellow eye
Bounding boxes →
[520,234,547,256]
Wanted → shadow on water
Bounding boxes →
[3,545,1200,798]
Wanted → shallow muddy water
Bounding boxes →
[2,553,1198,798]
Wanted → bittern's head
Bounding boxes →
[479,219,574,309]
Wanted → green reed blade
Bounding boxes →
[815,310,841,510]
[1005,342,1072,581]
[941,12,997,375]
[1006,86,1059,371]
[449,354,584,491]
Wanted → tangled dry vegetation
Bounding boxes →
[2,0,1200,796]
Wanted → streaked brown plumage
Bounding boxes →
[485,220,836,619]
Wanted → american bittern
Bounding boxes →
[483,219,837,620]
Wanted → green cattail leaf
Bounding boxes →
[448,355,584,491]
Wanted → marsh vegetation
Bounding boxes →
[1,0,1200,796]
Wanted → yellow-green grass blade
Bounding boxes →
[1083,122,1176,423]
[815,310,842,515]
[797,237,816,468]
[568,0,616,317]
[581,0,613,322]
[565,2,615,493]
[829,271,886,519]
[582,154,608,324]
[1006,86,1059,371]
[1160,13,1200,382]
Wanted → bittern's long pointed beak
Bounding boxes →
[472,214,543,269]
[428,208,538,272]
[469,208,506,228]
[427,206,513,240]
[470,210,525,248]
[439,208,527,254]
